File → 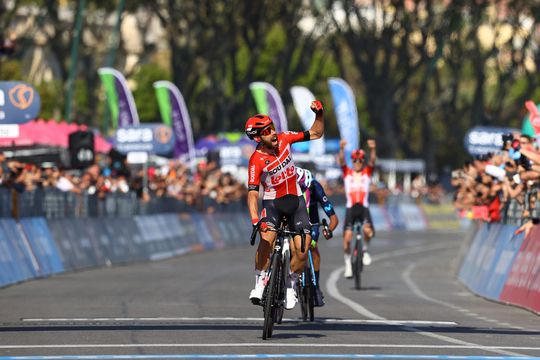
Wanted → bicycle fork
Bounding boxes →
[302,249,317,287]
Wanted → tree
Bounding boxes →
[325,0,540,173]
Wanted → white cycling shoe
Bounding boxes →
[363,251,372,266]
[249,283,265,305]
[344,254,353,278]
[284,288,298,310]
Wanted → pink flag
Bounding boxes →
[525,100,540,134]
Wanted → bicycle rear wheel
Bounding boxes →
[307,284,315,321]
[353,237,363,290]
[303,261,315,321]
[263,254,280,340]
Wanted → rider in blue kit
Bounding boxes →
[296,168,339,306]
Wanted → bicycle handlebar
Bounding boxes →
[250,221,260,246]
[249,219,306,252]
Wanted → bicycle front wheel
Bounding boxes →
[353,239,363,290]
[263,253,280,340]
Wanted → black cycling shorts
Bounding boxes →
[262,195,311,236]
[344,204,375,234]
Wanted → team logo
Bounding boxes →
[8,84,34,110]
[265,160,270,165]
[154,126,173,144]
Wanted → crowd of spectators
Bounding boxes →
[0,152,247,211]
[452,132,540,235]
[0,148,446,217]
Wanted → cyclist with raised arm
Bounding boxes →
[246,100,324,310]
[338,139,377,278]
[296,167,339,306]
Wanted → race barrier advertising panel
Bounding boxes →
[1,202,437,289]
[458,221,538,314]
[499,225,540,313]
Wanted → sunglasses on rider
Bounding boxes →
[352,158,364,163]
[259,124,275,136]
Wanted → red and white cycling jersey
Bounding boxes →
[342,165,373,208]
[248,131,309,200]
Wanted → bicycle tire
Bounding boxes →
[263,253,280,340]
[353,236,363,290]
[298,278,307,321]
[307,284,315,321]
[304,260,315,321]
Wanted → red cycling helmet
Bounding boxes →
[351,149,365,160]
[245,114,273,140]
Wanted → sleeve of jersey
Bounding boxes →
[247,158,261,192]
[314,181,335,217]
[282,130,310,144]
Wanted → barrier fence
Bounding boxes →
[0,188,245,219]
[458,221,540,314]
[0,188,457,289]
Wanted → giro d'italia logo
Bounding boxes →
[154,126,173,144]
[8,84,34,110]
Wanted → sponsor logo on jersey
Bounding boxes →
[270,165,295,185]
[249,164,256,182]
[269,155,292,175]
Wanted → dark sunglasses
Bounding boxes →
[352,158,364,163]
[260,124,275,136]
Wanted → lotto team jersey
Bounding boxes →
[248,131,309,200]
[342,165,373,207]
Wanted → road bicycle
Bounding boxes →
[297,219,331,321]
[250,218,306,340]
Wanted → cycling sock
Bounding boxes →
[315,271,320,287]
[344,253,352,266]
[255,270,266,286]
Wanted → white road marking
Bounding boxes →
[0,343,540,350]
[19,317,456,326]
[325,242,525,357]
[402,263,538,332]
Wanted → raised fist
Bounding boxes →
[310,100,323,114]
[340,139,347,150]
[367,139,376,149]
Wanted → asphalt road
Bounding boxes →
[0,229,539,360]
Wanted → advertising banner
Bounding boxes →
[328,78,359,168]
[290,86,325,156]
[500,225,540,313]
[249,82,288,133]
[0,221,35,286]
[0,219,37,281]
[98,67,140,128]
[469,224,519,298]
[464,126,519,156]
[114,124,175,155]
[522,100,540,137]
[0,81,41,124]
[47,220,101,270]
[154,81,196,162]
[19,217,64,276]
